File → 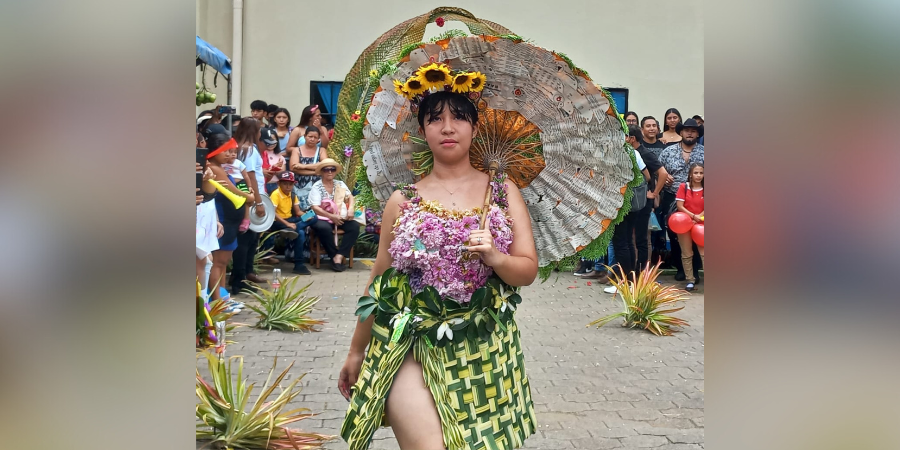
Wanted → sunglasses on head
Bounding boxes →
[321,167,337,173]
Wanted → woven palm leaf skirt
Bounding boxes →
[341,317,537,450]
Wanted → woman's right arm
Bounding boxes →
[339,191,403,399]
[348,192,402,350]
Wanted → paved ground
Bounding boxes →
[200,260,704,449]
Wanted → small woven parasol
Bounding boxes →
[333,8,640,275]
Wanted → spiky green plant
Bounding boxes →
[588,261,690,336]
[196,351,336,449]
[253,231,280,273]
[243,277,325,332]
[353,233,379,258]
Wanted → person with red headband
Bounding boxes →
[204,131,254,302]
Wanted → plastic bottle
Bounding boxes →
[272,268,282,292]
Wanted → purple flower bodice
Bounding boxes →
[388,174,513,303]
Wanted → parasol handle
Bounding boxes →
[479,161,500,229]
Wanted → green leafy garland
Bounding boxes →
[356,268,521,348]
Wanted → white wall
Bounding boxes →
[198,0,703,122]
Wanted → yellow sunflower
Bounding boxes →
[403,74,428,97]
[393,79,407,96]
[369,69,378,77]
[418,63,452,90]
[451,72,472,93]
[469,71,487,92]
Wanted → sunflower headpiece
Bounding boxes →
[393,62,487,112]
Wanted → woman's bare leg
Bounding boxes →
[209,250,232,301]
[386,353,445,450]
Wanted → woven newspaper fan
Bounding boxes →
[333,7,639,271]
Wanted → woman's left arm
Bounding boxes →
[467,180,538,287]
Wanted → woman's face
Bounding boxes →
[625,115,638,126]
[305,132,320,146]
[320,165,337,181]
[422,105,475,165]
[275,112,289,127]
[666,113,680,129]
[311,110,322,126]
[691,166,704,184]
[210,148,229,165]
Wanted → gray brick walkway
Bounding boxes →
[202,261,704,449]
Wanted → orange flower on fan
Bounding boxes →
[351,110,361,121]
[402,131,410,142]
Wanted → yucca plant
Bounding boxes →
[243,277,325,332]
[196,350,336,449]
[588,261,690,336]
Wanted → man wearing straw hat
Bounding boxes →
[308,158,360,272]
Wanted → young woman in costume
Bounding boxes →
[339,86,538,449]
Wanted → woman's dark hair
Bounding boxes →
[416,91,479,130]
[304,126,319,137]
[273,107,291,126]
[663,108,683,132]
[266,104,279,114]
[205,133,231,156]
[233,117,262,161]
[297,105,319,127]
[624,111,639,121]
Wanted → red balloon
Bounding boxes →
[691,223,705,247]
[668,212,694,234]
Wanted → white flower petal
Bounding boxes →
[437,323,449,340]
[446,328,453,341]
